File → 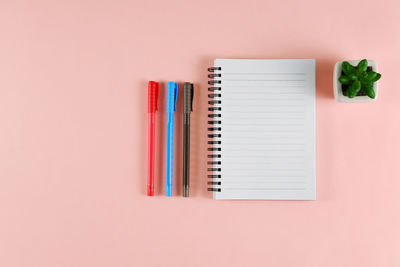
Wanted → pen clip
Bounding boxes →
[183,82,194,113]
[148,81,159,113]
[155,85,159,111]
[190,85,194,112]
[173,83,178,111]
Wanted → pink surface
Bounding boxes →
[1,0,400,266]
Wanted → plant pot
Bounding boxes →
[333,60,379,102]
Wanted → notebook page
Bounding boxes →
[214,59,315,200]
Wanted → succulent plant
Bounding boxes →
[338,59,381,99]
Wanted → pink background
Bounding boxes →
[1,0,400,266]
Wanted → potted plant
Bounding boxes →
[333,59,381,102]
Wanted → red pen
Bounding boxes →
[147,81,159,196]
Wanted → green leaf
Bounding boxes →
[349,74,358,80]
[361,80,372,89]
[361,72,368,80]
[342,61,355,75]
[338,75,351,84]
[366,71,377,81]
[372,73,381,82]
[347,81,361,98]
[357,59,368,73]
[347,87,356,98]
[353,80,361,93]
[365,85,376,99]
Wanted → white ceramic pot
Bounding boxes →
[333,60,379,102]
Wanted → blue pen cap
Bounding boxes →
[166,82,178,113]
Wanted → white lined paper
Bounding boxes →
[214,59,316,200]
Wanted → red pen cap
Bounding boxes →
[148,81,159,113]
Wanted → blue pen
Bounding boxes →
[166,82,178,196]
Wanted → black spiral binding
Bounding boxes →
[207,66,222,192]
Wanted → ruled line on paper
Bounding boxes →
[223,188,307,190]
[223,85,305,87]
[224,79,305,81]
[223,72,305,75]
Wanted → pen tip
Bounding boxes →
[166,186,172,197]
[183,186,189,197]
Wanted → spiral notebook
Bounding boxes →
[207,59,316,200]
